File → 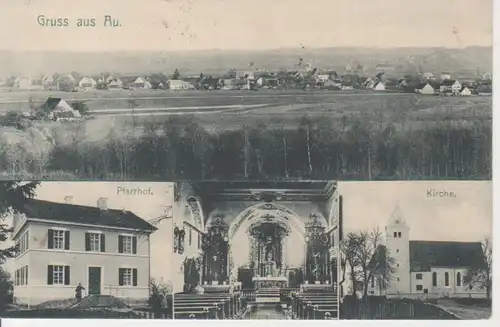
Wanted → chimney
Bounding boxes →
[97,197,108,210]
[64,196,73,204]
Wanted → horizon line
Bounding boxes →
[0,45,492,54]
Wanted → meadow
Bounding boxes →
[0,90,492,180]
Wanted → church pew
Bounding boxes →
[292,291,339,319]
[174,293,240,319]
[174,293,240,316]
[175,300,230,319]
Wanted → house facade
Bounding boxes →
[132,77,152,89]
[78,77,97,89]
[373,82,386,91]
[440,80,461,94]
[361,205,487,299]
[11,197,156,305]
[166,79,194,91]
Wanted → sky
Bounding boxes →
[1,181,174,275]
[340,181,492,242]
[0,0,492,52]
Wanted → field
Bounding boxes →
[0,89,492,180]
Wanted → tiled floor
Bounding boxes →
[245,305,288,320]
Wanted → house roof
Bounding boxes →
[441,79,458,86]
[41,97,64,110]
[409,240,484,272]
[415,82,434,89]
[20,198,156,232]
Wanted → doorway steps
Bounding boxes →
[70,295,130,309]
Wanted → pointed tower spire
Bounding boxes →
[389,200,405,225]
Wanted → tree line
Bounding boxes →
[0,114,492,180]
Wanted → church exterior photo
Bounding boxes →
[171,181,341,319]
[343,204,488,300]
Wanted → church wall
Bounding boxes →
[171,183,204,293]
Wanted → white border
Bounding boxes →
[2,3,499,327]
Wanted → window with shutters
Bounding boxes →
[86,232,105,252]
[416,273,422,280]
[53,230,65,249]
[416,285,423,291]
[53,265,65,285]
[119,268,137,287]
[119,235,136,254]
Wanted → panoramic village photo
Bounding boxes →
[0,181,175,319]
[0,0,493,181]
[171,181,340,319]
[338,181,492,320]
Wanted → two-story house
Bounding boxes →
[11,197,156,305]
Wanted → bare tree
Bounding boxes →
[464,237,492,299]
[341,228,396,298]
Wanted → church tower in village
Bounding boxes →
[385,202,411,295]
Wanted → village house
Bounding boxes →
[363,78,375,89]
[222,78,250,90]
[166,79,195,91]
[422,72,434,80]
[131,77,152,89]
[199,77,221,90]
[397,79,409,89]
[373,81,386,91]
[11,197,156,305]
[460,86,472,96]
[107,77,124,89]
[41,75,55,90]
[477,85,492,96]
[440,72,452,81]
[236,71,255,80]
[38,97,81,121]
[440,80,461,94]
[78,77,97,90]
[415,82,436,95]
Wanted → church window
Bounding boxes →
[398,232,401,238]
[397,264,399,267]
[189,228,192,246]
[432,272,437,286]
[396,249,399,253]
[416,285,423,291]
[397,277,399,282]
[371,277,374,288]
[393,232,397,238]
[416,273,422,280]
[456,272,461,286]
[445,272,449,286]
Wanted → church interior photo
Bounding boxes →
[171,181,342,319]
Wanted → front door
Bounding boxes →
[88,267,101,295]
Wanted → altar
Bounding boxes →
[252,276,288,289]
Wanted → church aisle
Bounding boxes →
[245,305,288,320]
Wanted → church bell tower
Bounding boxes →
[385,202,411,295]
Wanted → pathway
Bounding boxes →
[436,299,492,320]
[244,304,288,320]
